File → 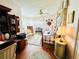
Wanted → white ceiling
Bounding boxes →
[12,0,63,16]
[13,0,56,8]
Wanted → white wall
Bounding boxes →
[22,16,44,32]
[21,15,54,32]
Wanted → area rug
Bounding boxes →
[29,50,51,59]
[28,33,42,46]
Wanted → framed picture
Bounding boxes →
[67,10,75,23]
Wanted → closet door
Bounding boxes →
[74,19,79,59]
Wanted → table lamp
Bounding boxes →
[56,25,66,38]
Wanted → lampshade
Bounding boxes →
[4,33,10,39]
[57,26,66,36]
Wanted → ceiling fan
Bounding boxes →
[40,9,48,14]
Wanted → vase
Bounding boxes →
[4,33,10,39]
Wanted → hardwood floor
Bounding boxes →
[16,44,56,59]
